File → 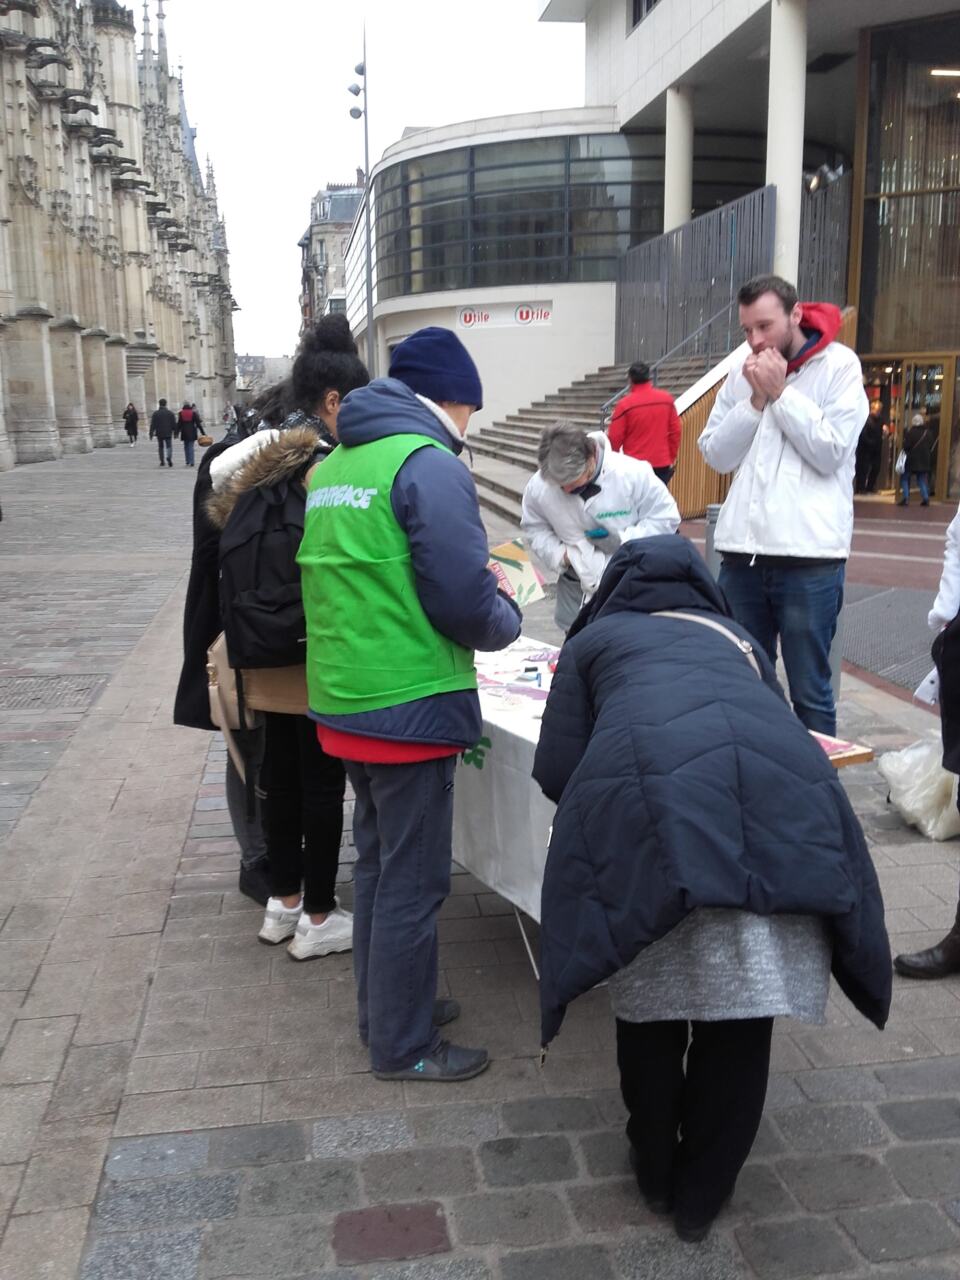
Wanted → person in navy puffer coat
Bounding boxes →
[533,535,891,1241]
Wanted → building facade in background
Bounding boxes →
[235,353,293,398]
[298,181,363,335]
[0,1,236,469]
[342,0,960,490]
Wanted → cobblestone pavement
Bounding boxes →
[3,447,960,1279]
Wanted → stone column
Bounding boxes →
[49,318,94,455]
[127,337,159,422]
[81,328,115,448]
[106,336,130,437]
[5,308,60,463]
[765,0,808,282]
[0,323,16,472]
[664,84,695,233]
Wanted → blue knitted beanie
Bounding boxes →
[388,327,483,411]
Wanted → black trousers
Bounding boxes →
[653,465,675,487]
[261,712,346,914]
[616,1016,773,1223]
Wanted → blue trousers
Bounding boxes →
[718,560,845,735]
[901,471,929,504]
[183,439,196,466]
[346,756,456,1072]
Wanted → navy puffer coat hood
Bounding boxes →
[534,536,891,1045]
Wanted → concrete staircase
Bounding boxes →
[469,355,715,526]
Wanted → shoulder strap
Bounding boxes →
[653,610,762,679]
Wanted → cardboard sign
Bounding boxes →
[488,540,546,606]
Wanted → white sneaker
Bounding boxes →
[287,907,353,961]
[257,897,302,945]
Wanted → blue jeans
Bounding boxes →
[901,471,929,504]
[183,439,196,466]
[718,560,845,735]
[346,756,456,1072]
[156,436,172,464]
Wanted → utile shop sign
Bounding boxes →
[457,302,553,329]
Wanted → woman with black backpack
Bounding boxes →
[209,316,369,960]
[899,412,936,506]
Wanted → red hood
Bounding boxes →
[786,302,843,374]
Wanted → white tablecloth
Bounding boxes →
[452,637,558,922]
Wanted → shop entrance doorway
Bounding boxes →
[861,355,959,500]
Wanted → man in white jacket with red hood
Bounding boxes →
[699,274,868,735]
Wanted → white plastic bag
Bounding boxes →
[877,739,960,841]
[895,449,907,476]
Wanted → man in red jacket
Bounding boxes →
[608,363,682,484]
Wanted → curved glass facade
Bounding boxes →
[372,131,774,301]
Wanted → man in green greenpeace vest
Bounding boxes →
[298,327,522,1081]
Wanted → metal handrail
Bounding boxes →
[599,299,737,427]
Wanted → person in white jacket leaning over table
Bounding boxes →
[521,422,681,632]
[698,274,869,736]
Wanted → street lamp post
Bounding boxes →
[349,29,377,378]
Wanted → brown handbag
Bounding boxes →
[197,434,214,447]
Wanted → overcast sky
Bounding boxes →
[155,1,585,357]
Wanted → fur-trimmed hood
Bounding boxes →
[206,427,328,530]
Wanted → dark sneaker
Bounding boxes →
[238,859,271,907]
[373,1039,489,1082]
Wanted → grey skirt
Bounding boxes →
[608,907,832,1025]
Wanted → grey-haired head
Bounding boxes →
[538,422,598,488]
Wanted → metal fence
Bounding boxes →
[615,186,777,366]
[798,172,853,307]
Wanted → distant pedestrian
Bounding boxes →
[149,398,177,467]
[854,399,885,494]
[899,413,934,507]
[176,402,201,467]
[123,403,139,446]
[608,362,682,485]
[698,274,869,735]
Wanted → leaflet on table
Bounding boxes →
[487,540,546,606]
[473,636,560,719]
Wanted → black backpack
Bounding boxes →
[218,476,308,669]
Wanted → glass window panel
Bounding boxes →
[865,16,960,195]
[569,134,636,160]
[472,209,564,241]
[473,189,565,216]
[473,163,566,192]
[569,158,641,184]
[859,190,960,350]
[403,149,469,181]
[473,138,566,168]
[403,167,469,200]
[569,256,619,282]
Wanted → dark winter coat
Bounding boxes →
[150,407,177,440]
[904,423,935,474]
[311,378,522,747]
[172,428,322,731]
[857,413,883,460]
[934,616,960,774]
[533,536,892,1045]
[123,407,139,431]
[176,409,201,443]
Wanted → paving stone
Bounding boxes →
[332,1202,450,1266]
[16,1137,108,1211]
[242,1159,360,1215]
[114,1084,262,1136]
[0,1205,90,1280]
[368,1260,490,1280]
[794,1066,887,1103]
[80,1227,203,1280]
[363,1147,478,1201]
[776,1152,900,1211]
[46,1042,134,1120]
[875,1056,960,1097]
[615,1228,748,1279]
[409,1104,501,1146]
[730,1163,796,1216]
[840,1202,959,1263]
[736,1217,857,1277]
[772,1102,888,1151]
[104,1133,210,1182]
[313,1112,413,1158]
[0,1082,52,1162]
[208,1122,307,1168]
[886,1143,960,1198]
[0,1163,24,1219]
[0,1015,76,1084]
[126,1053,199,1094]
[748,1117,785,1158]
[501,1095,600,1133]
[578,1128,631,1178]
[879,1097,960,1140]
[94,1171,241,1230]
[202,1212,332,1276]
[565,1178,655,1232]
[452,1186,569,1246]
[477,1134,577,1187]
[499,1243,615,1280]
